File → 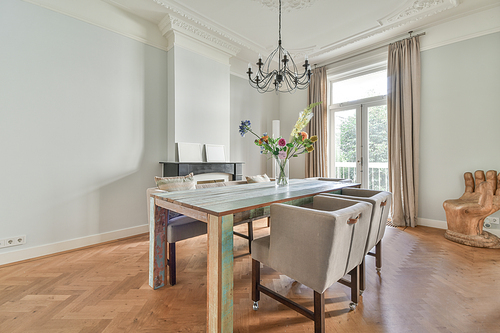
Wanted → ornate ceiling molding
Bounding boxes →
[159,13,241,56]
[311,0,461,60]
[153,0,263,54]
[250,0,318,11]
[386,0,459,23]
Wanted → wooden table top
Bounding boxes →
[152,179,359,216]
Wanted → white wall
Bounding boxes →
[419,31,500,229]
[0,0,168,263]
[21,0,169,51]
[230,75,279,177]
[171,46,231,160]
[278,90,310,179]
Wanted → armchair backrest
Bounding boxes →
[314,195,373,274]
[340,188,392,246]
[268,197,372,294]
[326,189,391,253]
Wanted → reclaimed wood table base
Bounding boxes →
[149,179,359,332]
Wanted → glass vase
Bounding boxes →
[274,157,289,187]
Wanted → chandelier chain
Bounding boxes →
[279,0,281,42]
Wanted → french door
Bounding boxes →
[329,97,388,190]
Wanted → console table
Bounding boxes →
[159,161,244,181]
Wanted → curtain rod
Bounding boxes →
[318,31,426,68]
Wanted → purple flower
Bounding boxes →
[278,138,286,147]
[239,120,251,137]
[278,150,287,160]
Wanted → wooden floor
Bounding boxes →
[1,221,499,333]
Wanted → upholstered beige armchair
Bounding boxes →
[322,188,391,292]
[251,195,373,332]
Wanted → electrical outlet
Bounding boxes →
[0,239,4,248]
[491,217,499,225]
[484,221,491,228]
[16,235,26,245]
[2,235,26,248]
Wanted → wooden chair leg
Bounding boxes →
[375,241,382,272]
[168,242,176,286]
[359,258,366,293]
[252,259,260,306]
[349,265,359,310]
[247,221,254,254]
[313,291,325,333]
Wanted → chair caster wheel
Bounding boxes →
[376,267,381,273]
[349,302,357,311]
[253,302,259,310]
[359,289,364,296]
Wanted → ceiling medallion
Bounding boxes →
[251,0,317,11]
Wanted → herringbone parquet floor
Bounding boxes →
[1,220,499,333]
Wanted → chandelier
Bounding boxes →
[247,0,312,93]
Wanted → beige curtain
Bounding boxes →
[306,67,327,177]
[387,36,421,227]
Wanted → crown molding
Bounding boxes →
[380,0,460,24]
[159,13,241,59]
[310,0,461,60]
[153,0,265,55]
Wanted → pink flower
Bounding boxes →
[278,138,286,147]
[278,150,287,160]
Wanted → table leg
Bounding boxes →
[149,197,167,289]
[207,214,234,332]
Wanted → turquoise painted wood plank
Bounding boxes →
[221,214,234,332]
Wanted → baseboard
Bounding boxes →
[417,218,448,229]
[0,224,148,266]
[417,217,500,237]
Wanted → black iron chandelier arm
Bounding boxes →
[250,70,275,88]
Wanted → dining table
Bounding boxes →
[148,178,360,332]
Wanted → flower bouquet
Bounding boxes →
[239,102,321,186]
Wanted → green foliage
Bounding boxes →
[336,106,388,163]
[336,114,356,162]
[368,105,388,163]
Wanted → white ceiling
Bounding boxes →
[104,0,499,65]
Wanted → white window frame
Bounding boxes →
[326,61,388,185]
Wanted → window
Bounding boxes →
[328,67,388,191]
[330,70,387,104]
